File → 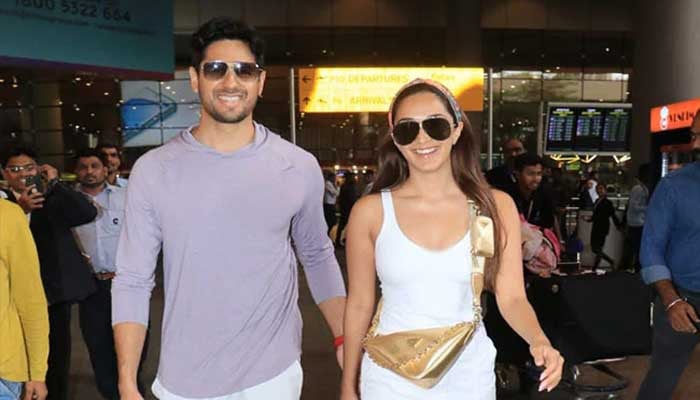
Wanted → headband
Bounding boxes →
[386,78,463,130]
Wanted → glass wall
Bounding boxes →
[485,67,631,166]
[0,73,122,170]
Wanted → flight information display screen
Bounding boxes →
[545,102,631,153]
[601,108,631,151]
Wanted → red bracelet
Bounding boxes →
[333,335,344,349]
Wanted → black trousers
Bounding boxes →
[80,279,150,399]
[620,226,643,272]
[323,204,337,234]
[335,214,349,246]
[46,280,150,400]
[46,302,72,400]
[637,289,700,400]
[79,279,120,399]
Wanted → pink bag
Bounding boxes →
[519,215,561,276]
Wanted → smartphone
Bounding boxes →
[24,175,44,195]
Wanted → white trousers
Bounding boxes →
[152,360,303,400]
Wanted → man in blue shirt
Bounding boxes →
[637,116,700,400]
[73,148,145,399]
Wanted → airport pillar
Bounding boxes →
[445,0,484,149]
[632,0,700,170]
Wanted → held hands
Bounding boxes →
[529,343,564,392]
[22,381,47,400]
[666,299,700,334]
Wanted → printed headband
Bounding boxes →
[386,78,463,130]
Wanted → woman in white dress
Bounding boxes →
[340,79,564,399]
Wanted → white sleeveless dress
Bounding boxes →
[360,191,497,399]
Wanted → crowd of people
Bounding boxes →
[0,143,141,400]
[0,16,699,400]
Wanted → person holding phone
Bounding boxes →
[1,144,98,400]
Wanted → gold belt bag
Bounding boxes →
[362,200,495,389]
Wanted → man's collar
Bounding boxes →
[78,182,113,196]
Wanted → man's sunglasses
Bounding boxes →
[200,61,263,82]
[392,116,455,146]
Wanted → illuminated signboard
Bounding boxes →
[0,0,173,79]
[650,98,700,133]
[545,102,631,153]
[298,67,484,113]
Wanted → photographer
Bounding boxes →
[1,144,98,400]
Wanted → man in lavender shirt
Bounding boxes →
[112,18,347,400]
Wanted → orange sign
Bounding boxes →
[650,98,700,133]
[298,67,484,113]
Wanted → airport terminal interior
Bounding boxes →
[1,0,700,399]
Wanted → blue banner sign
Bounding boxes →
[0,0,173,78]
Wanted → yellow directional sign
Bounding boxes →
[298,67,484,113]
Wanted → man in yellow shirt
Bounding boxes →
[0,199,49,400]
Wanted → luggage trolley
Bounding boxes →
[486,265,651,398]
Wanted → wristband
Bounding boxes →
[665,297,687,312]
[333,335,344,349]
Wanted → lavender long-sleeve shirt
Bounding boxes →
[112,123,346,398]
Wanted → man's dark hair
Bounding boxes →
[514,153,543,172]
[75,148,108,168]
[96,141,121,153]
[1,143,38,168]
[96,141,123,165]
[190,18,266,69]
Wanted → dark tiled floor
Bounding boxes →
[68,250,700,399]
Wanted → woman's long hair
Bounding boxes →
[370,83,504,288]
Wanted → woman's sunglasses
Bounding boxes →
[392,116,455,145]
[200,61,263,82]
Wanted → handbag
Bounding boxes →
[362,200,495,388]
